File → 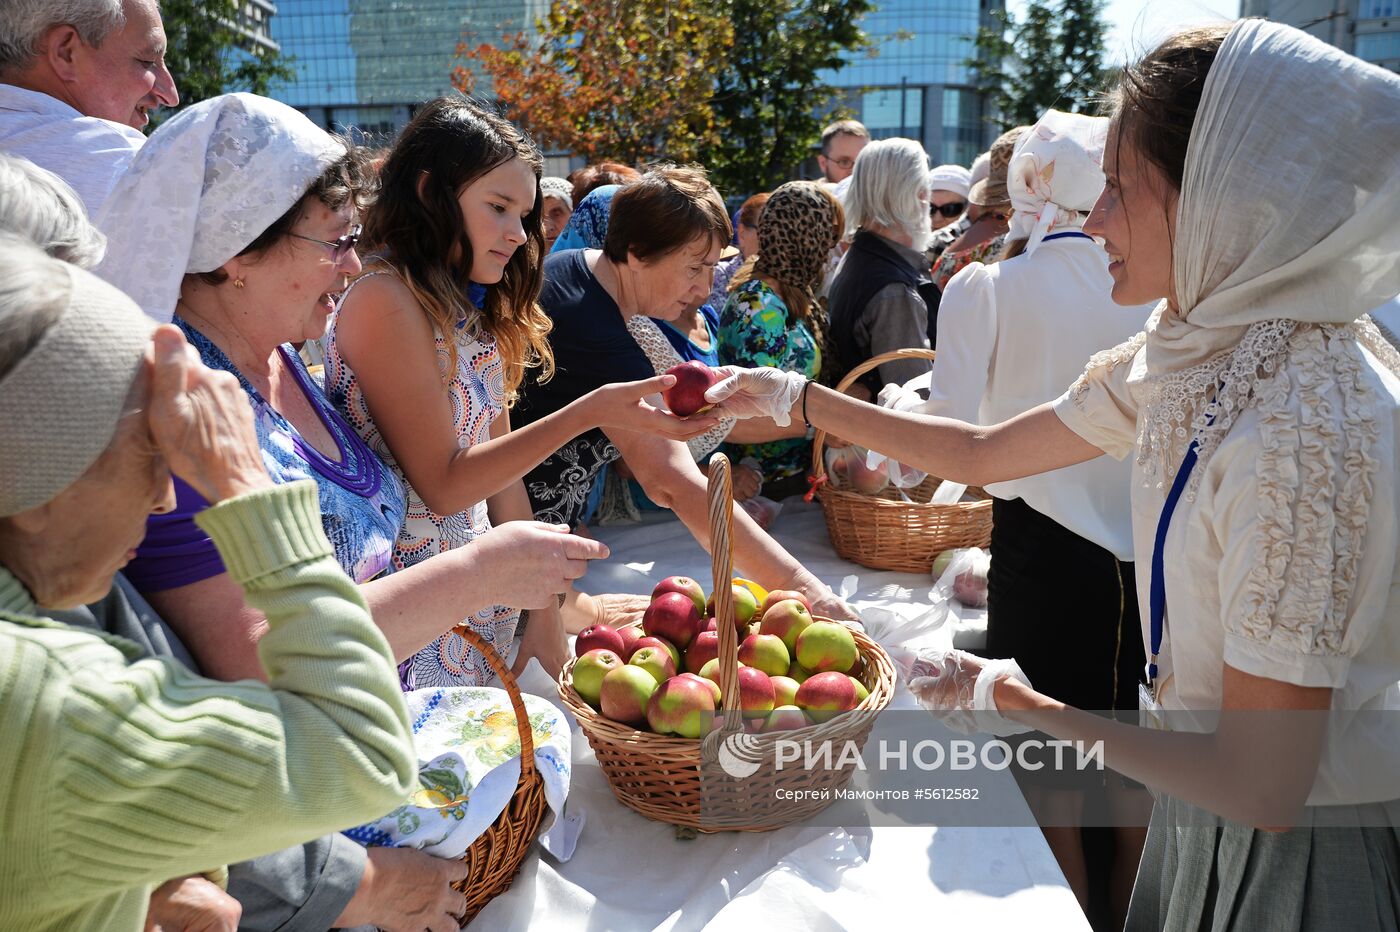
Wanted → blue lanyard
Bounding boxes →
[1041,231,1093,242]
[1147,387,1222,688]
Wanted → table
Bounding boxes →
[469,502,1088,930]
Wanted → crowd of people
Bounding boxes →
[0,1,1397,930]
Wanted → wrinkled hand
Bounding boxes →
[590,375,722,439]
[333,847,470,932]
[146,325,271,503]
[513,604,568,678]
[908,649,1032,737]
[733,462,762,502]
[474,522,609,609]
[144,875,240,932]
[704,366,807,426]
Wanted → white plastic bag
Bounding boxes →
[931,546,990,608]
[863,373,932,489]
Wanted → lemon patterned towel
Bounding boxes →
[345,686,571,859]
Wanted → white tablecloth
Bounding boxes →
[470,502,1087,930]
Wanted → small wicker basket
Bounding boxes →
[446,624,550,926]
[558,453,897,832]
[812,348,993,574]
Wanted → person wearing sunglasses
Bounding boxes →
[926,163,974,267]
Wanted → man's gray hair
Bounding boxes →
[843,137,933,248]
[0,0,126,73]
[0,154,106,268]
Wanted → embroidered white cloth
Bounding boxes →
[345,686,574,860]
[94,93,344,322]
[0,83,145,217]
[1053,20,1400,807]
[1005,109,1107,256]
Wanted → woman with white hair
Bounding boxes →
[920,109,1156,923]
[0,237,417,932]
[709,20,1400,928]
[0,152,106,266]
[826,137,939,398]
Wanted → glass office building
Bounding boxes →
[267,0,1001,166]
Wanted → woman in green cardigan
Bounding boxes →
[0,238,423,932]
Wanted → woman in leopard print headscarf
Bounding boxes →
[719,181,844,499]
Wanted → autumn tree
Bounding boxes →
[970,0,1109,131]
[158,0,292,119]
[455,0,733,165]
[701,0,872,195]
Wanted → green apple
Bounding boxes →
[572,649,623,707]
[770,675,801,707]
[757,599,814,654]
[738,633,790,677]
[795,621,859,674]
[646,673,717,738]
[600,664,660,727]
[628,645,676,683]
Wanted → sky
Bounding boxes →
[1008,0,1242,64]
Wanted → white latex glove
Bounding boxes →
[704,366,807,426]
[908,649,1032,737]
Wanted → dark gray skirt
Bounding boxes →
[1126,794,1400,931]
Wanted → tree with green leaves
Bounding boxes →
[700,0,873,195]
[158,0,292,119]
[970,0,1109,131]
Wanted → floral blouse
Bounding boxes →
[718,279,819,482]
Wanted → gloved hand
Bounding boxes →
[908,649,1032,737]
[704,366,808,426]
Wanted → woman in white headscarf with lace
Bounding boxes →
[917,108,1156,922]
[706,20,1400,928]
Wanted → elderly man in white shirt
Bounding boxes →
[0,0,177,215]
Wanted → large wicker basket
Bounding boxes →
[558,453,897,832]
[447,623,550,925]
[813,348,993,574]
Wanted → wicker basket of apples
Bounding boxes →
[558,453,896,832]
[812,348,993,574]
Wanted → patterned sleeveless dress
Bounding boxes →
[323,270,519,688]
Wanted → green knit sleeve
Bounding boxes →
[24,481,414,905]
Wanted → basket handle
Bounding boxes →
[451,622,537,779]
[809,347,938,482]
[705,453,744,727]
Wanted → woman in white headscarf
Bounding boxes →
[916,108,1156,922]
[707,20,1400,928]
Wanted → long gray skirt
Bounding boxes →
[1126,794,1400,931]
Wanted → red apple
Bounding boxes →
[761,705,811,733]
[600,664,660,727]
[643,592,702,650]
[738,633,790,677]
[686,668,723,705]
[652,575,706,615]
[686,630,721,673]
[736,666,776,717]
[760,589,812,615]
[663,361,720,417]
[770,675,801,707]
[795,621,859,674]
[629,645,676,683]
[646,673,718,737]
[634,635,680,670]
[953,570,988,608]
[758,599,814,654]
[702,617,718,633]
[575,623,625,658]
[572,649,623,707]
[616,624,644,662]
[795,671,859,722]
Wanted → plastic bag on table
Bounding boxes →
[858,373,932,489]
[825,444,889,495]
[931,546,990,608]
[737,494,783,530]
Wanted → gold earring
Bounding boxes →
[233,277,246,289]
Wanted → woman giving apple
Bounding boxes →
[706,21,1400,931]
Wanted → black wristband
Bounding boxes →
[801,378,814,428]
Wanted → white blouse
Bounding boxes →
[923,237,1153,560]
[1053,326,1400,807]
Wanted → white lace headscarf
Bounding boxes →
[1006,109,1107,256]
[94,93,346,322]
[1072,19,1400,496]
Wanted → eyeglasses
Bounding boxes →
[287,223,362,262]
[824,156,856,169]
[931,202,967,218]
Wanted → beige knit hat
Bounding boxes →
[968,126,1030,210]
[0,239,155,516]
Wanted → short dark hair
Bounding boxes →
[820,120,869,155]
[195,139,373,286]
[603,164,732,264]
